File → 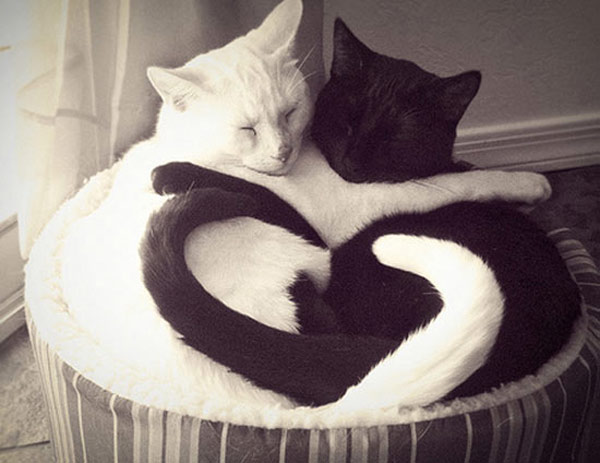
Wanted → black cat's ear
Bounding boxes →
[435,71,482,122]
[331,18,373,78]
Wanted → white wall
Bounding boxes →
[322,0,600,170]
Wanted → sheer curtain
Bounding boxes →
[17,0,324,257]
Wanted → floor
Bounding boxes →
[0,164,599,462]
[0,324,53,462]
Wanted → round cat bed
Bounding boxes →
[25,165,600,462]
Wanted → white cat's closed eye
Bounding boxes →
[285,107,296,120]
[241,126,257,136]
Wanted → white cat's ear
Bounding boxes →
[246,0,303,55]
[147,66,205,112]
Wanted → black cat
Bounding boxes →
[314,19,580,399]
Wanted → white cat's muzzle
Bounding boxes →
[245,148,299,176]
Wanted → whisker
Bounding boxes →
[298,44,316,73]
[289,70,321,94]
[288,44,317,91]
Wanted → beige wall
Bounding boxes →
[322,0,600,170]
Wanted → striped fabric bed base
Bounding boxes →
[25,228,600,462]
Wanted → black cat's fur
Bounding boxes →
[326,201,580,399]
[141,19,581,406]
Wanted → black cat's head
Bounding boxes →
[311,19,481,183]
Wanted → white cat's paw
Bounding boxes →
[510,172,552,204]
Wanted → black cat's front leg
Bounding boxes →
[151,162,210,195]
[152,161,327,247]
[152,161,271,196]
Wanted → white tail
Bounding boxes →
[329,234,504,412]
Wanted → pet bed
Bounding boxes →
[25,164,600,462]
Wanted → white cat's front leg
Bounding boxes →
[420,170,552,206]
[319,169,551,247]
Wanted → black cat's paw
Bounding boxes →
[151,162,202,195]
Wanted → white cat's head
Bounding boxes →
[147,0,311,176]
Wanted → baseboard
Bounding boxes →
[454,113,600,172]
[0,287,25,344]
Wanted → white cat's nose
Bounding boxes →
[274,145,293,162]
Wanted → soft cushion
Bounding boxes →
[25,165,600,461]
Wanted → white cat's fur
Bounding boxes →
[185,218,331,333]
[61,0,551,413]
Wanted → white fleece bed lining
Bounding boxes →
[24,163,589,430]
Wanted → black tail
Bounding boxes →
[141,187,396,406]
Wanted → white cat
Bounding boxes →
[61,0,551,415]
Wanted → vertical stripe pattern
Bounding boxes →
[463,414,473,463]
[72,373,88,463]
[109,394,119,462]
[25,230,600,462]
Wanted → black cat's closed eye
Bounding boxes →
[241,127,257,136]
